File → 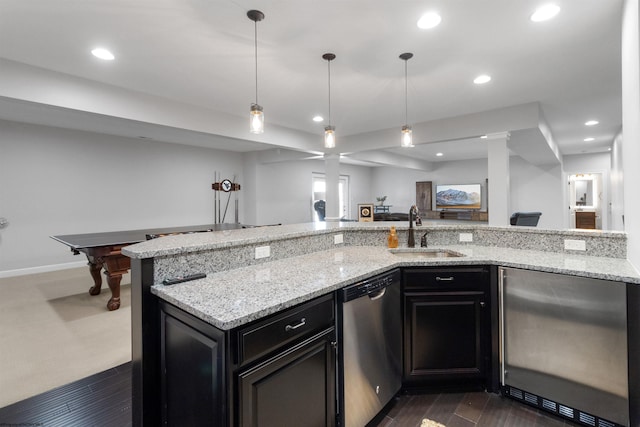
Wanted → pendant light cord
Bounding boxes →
[404,59,408,125]
[254,20,259,105]
[327,60,332,126]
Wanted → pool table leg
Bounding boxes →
[87,259,119,310]
[88,261,104,295]
[102,253,130,311]
[84,248,130,311]
[105,273,122,311]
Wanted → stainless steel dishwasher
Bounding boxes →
[338,269,402,427]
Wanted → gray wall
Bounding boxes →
[0,120,243,273]
[509,156,564,229]
[253,159,373,225]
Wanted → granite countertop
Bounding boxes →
[151,244,640,331]
[124,222,342,258]
[122,221,626,259]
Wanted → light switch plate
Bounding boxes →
[334,234,344,244]
[564,239,586,251]
[459,233,473,242]
[255,245,271,259]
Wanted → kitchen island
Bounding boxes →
[149,244,638,330]
[122,222,640,427]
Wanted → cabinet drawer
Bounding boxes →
[403,267,488,291]
[236,294,334,366]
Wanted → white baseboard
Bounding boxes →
[0,261,88,279]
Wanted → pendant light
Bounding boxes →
[323,53,336,148]
[400,52,414,147]
[247,10,265,134]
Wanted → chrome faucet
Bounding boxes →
[420,231,428,248]
[408,205,418,247]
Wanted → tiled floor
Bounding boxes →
[374,391,577,427]
[0,362,579,427]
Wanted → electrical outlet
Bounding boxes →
[334,234,344,244]
[459,233,473,242]
[564,239,586,251]
[255,245,271,259]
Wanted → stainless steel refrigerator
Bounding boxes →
[499,267,628,426]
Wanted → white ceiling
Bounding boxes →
[0,0,623,164]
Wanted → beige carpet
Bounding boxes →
[0,267,131,408]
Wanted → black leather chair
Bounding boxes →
[314,200,326,221]
[510,212,542,226]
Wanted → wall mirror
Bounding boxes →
[574,178,594,207]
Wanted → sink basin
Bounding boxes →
[389,249,465,258]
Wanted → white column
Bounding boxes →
[622,0,640,271]
[487,132,510,226]
[324,154,341,222]
[241,152,258,225]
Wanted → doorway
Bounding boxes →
[312,173,350,221]
[568,173,603,229]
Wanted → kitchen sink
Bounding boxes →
[389,249,465,258]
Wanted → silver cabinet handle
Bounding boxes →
[435,276,454,281]
[285,318,306,332]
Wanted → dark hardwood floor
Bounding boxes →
[0,363,578,427]
[0,363,132,427]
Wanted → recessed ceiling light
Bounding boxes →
[585,120,599,126]
[417,12,442,29]
[436,152,444,157]
[473,75,491,84]
[480,135,488,139]
[313,115,324,122]
[530,4,560,22]
[584,137,595,142]
[91,48,115,60]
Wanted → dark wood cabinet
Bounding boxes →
[235,293,336,427]
[237,329,335,427]
[575,211,596,229]
[160,302,228,427]
[402,267,491,391]
[423,211,488,221]
[159,293,335,427]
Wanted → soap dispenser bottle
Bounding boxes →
[388,226,399,248]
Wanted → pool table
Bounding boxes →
[51,224,242,310]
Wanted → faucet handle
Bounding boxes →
[420,232,428,247]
